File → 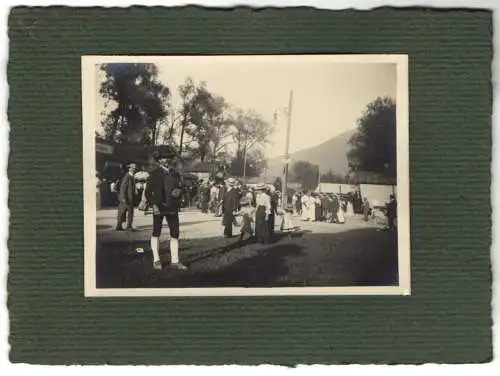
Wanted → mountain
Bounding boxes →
[263,129,355,181]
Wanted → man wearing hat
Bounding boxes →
[144,149,187,271]
[222,177,239,238]
[115,162,137,231]
[386,194,397,230]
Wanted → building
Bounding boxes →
[95,136,180,179]
[183,161,212,182]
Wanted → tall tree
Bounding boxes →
[177,77,196,156]
[99,63,170,145]
[290,161,320,191]
[185,84,232,162]
[231,109,274,169]
[347,96,396,179]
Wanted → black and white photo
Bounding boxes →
[82,54,410,296]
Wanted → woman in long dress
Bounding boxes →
[234,192,255,241]
[337,196,346,224]
[307,193,316,221]
[301,193,310,221]
[254,184,272,244]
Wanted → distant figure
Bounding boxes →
[209,182,218,213]
[292,193,297,215]
[320,193,329,221]
[280,193,296,232]
[253,183,271,244]
[336,195,346,224]
[362,197,371,221]
[267,185,279,238]
[222,178,239,238]
[386,194,397,230]
[116,163,137,231]
[216,183,226,217]
[313,193,321,221]
[96,173,102,210]
[235,193,255,241]
[330,194,339,223]
[200,181,210,213]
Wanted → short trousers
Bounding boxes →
[152,212,180,238]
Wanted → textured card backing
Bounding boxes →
[7,6,492,364]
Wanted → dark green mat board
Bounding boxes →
[7,6,492,365]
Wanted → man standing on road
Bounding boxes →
[145,150,187,271]
[386,194,397,230]
[116,163,137,231]
[222,177,239,238]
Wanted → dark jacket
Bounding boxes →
[223,188,239,214]
[118,173,135,206]
[145,167,183,212]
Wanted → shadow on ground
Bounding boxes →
[96,227,398,289]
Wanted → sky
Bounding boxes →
[95,58,397,159]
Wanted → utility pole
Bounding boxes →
[282,90,293,206]
[242,143,248,183]
[317,165,321,192]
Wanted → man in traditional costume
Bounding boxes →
[144,150,187,271]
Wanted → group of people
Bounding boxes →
[106,151,187,271]
[96,171,147,209]
[198,177,295,244]
[106,149,398,272]
[292,191,350,224]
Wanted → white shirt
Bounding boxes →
[255,192,271,215]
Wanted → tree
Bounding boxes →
[230,109,274,175]
[290,161,320,191]
[320,170,348,184]
[347,96,396,179]
[99,63,170,145]
[229,149,266,178]
[177,77,196,156]
[185,84,232,162]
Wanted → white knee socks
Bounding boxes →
[170,238,179,264]
[151,236,160,263]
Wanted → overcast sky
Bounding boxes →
[95,58,397,158]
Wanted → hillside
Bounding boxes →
[263,129,355,180]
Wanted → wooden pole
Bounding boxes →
[317,166,321,192]
[282,90,293,206]
[242,143,248,183]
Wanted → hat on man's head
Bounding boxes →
[152,146,177,162]
[227,177,236,186]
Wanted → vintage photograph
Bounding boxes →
[82,54,410,296]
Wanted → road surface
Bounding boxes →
[95,208,397,288]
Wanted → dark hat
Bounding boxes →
[152,146,177,161]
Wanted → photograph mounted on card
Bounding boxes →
[82,54,410,297]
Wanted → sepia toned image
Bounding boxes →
[82,54,410,296]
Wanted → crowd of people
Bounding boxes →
[99,150,398,271]
[291,191,350,223]
[195,177,398,244]
[197,177,294,244]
